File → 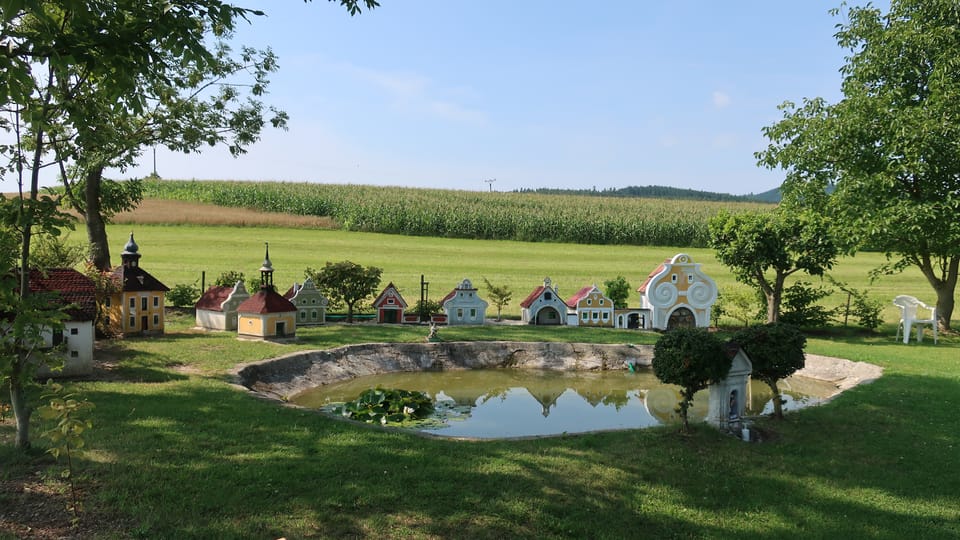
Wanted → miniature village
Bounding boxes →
[32,234,719,379]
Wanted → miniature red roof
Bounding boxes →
[237,289,296,314]
[519,285,546,308]
[195,286,234,312]
[27,268,97,321]
[372,282,407,309]
[565,285,595,308]
[439,289,457,305]
[638,261,669,294]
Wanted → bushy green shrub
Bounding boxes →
[167,283,200,308]
[779,281,836,328]
[652,328,732,432]
[733,322,806,419]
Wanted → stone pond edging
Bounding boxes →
[232,341,883,402]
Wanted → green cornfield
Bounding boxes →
[142,179,772,247]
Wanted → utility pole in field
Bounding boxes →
[484,178,496,192]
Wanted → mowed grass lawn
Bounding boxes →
[1,208,957,538]
[97,221,950,324]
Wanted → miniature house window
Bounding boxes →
[153,314,159,326]
[141,297,148,310]
[387,298,395,305]
[457,308,464,319]
[311,310,318,320]
[70,328,79,335]
[671,274,678,283]
[599,299,604,305]
[545,292,552,301]
[469,292,473,297]
[582,311,589,321]
[299,311,306,321]
[687,275,694,283]
[470,308,477,318]
[105,297,111,307]
[592,311,599,321]
[153,296,159,307]
[129,297,135,308]
[587,299,592,305]
[602,312,610,322]
[129,316,136,327]
[70,350,79,358]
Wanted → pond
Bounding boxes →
[289,368,838,439]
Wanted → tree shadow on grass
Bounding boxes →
[67,368,960,539]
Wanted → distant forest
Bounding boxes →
[514,185,781,203]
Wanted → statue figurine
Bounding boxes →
[426,322,440,342]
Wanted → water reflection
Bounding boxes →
[290,369,836,439]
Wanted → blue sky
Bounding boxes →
[14,1,885,195]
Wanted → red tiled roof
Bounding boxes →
[237,289,296,314]
[195,286,233,311]
[439,289,457,305]
[565,285,595,308]
[372,282,407,309]
[27,268,97,321]
[638,261,668,294]
[519,285,546,308]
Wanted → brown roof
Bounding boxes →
[27,268,97,321]
[237,289,296,314]
[110,264,170,293]
[195,286,233,312]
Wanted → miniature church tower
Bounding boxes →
[236,243,297,339]
[105,232,170,335]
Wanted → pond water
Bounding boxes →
[290,368,837,439]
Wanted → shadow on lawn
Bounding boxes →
[79,371,960,539]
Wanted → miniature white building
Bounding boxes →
[440,278,488,325]
[707,345,753,431]
[638,253,718,330]
[520,277,569,325]
[195,281,250,331]
[27,268,97,376]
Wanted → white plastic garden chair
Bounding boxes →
[893,295,938,344]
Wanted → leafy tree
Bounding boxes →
[716,286,763,329]
[307,262,382,323]
[709,209,839,323]
[756,0,960,330]
[1,1,379,271]
[734,323,807,419]
[214,270,247,288]
[482,277,512,321]
[0,196,73,449]
[652,327,732,433]
[28,232,85,270]
[603,275,631,309]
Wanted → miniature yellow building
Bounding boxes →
[237,243,297,339]
[105,233,169,335]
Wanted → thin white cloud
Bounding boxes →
[712,91,731,108]
[341,63,487,126]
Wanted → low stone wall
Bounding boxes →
[233,341,654,399]
[233,342,883,403]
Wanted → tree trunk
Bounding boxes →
[759,273,786,324]
[8,365,32,449]
[84,165,112,271]
[768,380,784,419]
[917,255,957,331]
